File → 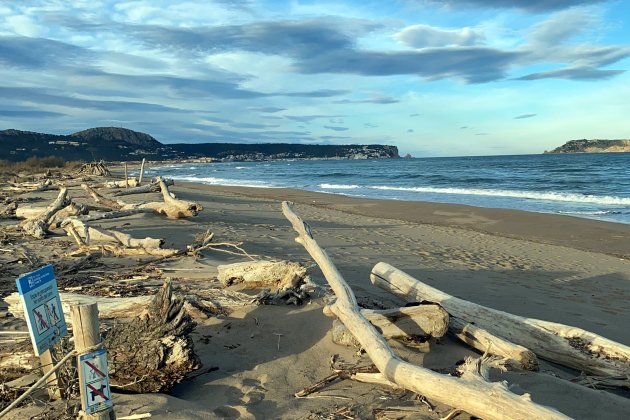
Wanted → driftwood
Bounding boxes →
[450,317,538,371]
[282,202,569,420]
[81,183,125,210]
[218,260,308,291]
[0,201,17,218]
[141,177,202,219]
[82,178,201,219]
[63,218,164,249]
[5,289,254,321]
[70,208,154,223]
[114,179,174,196]
[76,161,111,177]
[21,187,69,238]
[97,179,140,188]
[103,280,200,392]
[371,262,630,380]
[332,304,449,346]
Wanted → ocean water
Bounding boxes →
[144,153,630,224]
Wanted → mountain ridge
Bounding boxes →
[0,127,399,162]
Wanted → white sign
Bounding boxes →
[15,265,67,356]
[80,348,113,414]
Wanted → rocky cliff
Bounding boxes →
[545,139,630,154]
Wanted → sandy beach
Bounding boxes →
[2,178,630,419]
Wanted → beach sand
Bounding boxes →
[2,180,630,419]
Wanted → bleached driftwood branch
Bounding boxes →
[449,317,538,371]
[114,178,174,196]
[21,187,69,238]
[331,304,449,345]
[371,262,630,380]
[282,202,569,420]
[82,177,201,219]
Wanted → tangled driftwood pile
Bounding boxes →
[75,161,111,177]
[0,169,313,405]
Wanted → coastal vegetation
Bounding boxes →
[545,139,630,154]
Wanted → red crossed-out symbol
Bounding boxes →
[86,383,109,402]
[85,360,105,378]
[33,309,48,330]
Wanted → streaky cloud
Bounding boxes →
[514,113,537,119]
[517,66,625,80]
[430,0,606,12]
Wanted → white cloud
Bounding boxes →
[5,15,46,37]
[396,24,482,48]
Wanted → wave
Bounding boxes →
[557,210,622,215]
[319,183,361,190]
[173,175,272,188]
[369,185,630,205]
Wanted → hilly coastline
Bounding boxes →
[545,139,630,154]
[0,127,399,162]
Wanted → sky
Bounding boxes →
[1,1,629,157]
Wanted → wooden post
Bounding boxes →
[40,348,63,399]
[71,303,115,420]
[124,163,128,188]
[138,158,146,185]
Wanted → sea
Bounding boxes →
[144,153,630,225]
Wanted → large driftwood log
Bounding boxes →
[332,304,449,346]
[114,179,174,196]
[82,178,201,219]
[70,208,154,223]
[139,177,202,219]
[5,289,254,321]
[62,218,164,249]
[21,187,69,238]
[103,281,200,392]
[371,262,630,379]
[282,202,569,420]
[218,260,308,291]
[81,184,125,210]
[95,179,139,188]
[449,317,538,371]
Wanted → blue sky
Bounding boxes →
[1,0,629,157]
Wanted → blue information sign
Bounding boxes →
[16,265,67,356]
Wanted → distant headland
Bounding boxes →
[0,127,399,162]
[545,139,630,154]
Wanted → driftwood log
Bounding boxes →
[62,218,164,249]
[103,281,200,392]
[449,317,538,371]
[218,260,308,291]
[82,178,201,219]
[142,177,202,219]
[332,304,449,346]
[371,262,630,380]
[5,289,254,322]
[99,179,139,188]
[282,202,569,420]
[81,184,125,210]
[21,187,70,238]
[114,179,174,196]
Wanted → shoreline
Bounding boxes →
[179,182,630,260]
[3,173,630,418]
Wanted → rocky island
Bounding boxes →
[0,127,399,162]
[545,139,630,154]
